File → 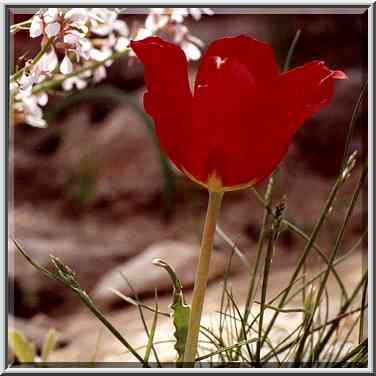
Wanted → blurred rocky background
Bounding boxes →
[8,8,368,362]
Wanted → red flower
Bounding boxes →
[130,35,347,192]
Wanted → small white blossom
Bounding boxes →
[18,74,33,91]
[62,74,87,91]
[45,21,61,38]
[30,16,43,38]
[13,7,211,128]
[40,47,58,73]
[114,36,129,52]
[93,66,107,83]
[64,32,80,45]
[89,8,120,36]
[189,8,214,20]
[60,54,73,74]
[145,9,169,32]
[64,8,88,25]
[89,48,111,62]
[170,8,214,23]
[43,8,59,23]
[170,8,188,23]
[10,82,18,94]
[134,28,153,41]
[15,95,47,128]
[173,25,204,61]
[181,41,202,61]
[36,92,48,106]
[113,19,129,37]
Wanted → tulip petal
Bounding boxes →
[195,35,279,95]
[130,37,193,170]
[278,61,348,134]
[133,35,346,192]
[192,56,278,188]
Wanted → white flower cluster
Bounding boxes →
[11,8,213,128]
[142,8,213,61]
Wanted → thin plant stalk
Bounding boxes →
[224,288,254,362]
[24,22,166,95]
[293,163,367,365]
[258,158,351,358]
[255,200,285,363]
[333,338,367,367]
[119,273,162,366]
[255,223,278,362]
[12,238,148,366]
[183,190,224,365]
[31,48,130,95]
[285,232,366,305]
[10,19,32,33]
[340,80,368,171]
[252,187,348,299]
[331,316,361,364]
[358,278,368,343]
[242,29,301,329]
[310,269,368,364]
[243,177,273,325]
[261,305,365,363]
[10,38,54,82]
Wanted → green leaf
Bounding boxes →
[41,329,56,362]
[8,330,36,363]
[152,259,191,363]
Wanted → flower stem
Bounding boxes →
[10,38,54,83]
[31,48,130,95]
[183,190,224,366]
[10,19,32,33]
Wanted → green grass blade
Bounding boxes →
[341,80,368,172]
[144,291,159,364]
[41,329,56,362]
[14,240,148,366]
[216,226,251,269]
[8,330,36,363]
[283,29,302,72]
[118,272,162,367]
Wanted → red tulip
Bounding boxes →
[130,35,347,192]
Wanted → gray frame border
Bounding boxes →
[0,1,374,373]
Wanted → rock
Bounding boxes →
[91,241,231,306]
[9,230,143,318]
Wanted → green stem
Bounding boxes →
[261,305,366,363]
[243,176,274,327]
[10,19,32,33]
[258,169,347,358]
[31,48,130,95]
[252,187,348,300]
[183,190,224,366]
[240,29,301,330]
[74,290,149,367]
[293,164,367,365]
[333,338,368,367]
[340,80,368,171]
[12,238,147,366]
[255,225,276,362]
[11,38,54,82]
[310,270,368,364]
[358,279,368,343]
